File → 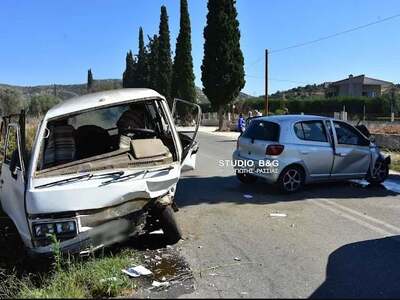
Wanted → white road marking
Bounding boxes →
[310,199,398,237]
[323,199,400,234]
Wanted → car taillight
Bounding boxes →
[266,144,284,156]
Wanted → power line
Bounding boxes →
[246,74,312,85]
[270,13,400,54]
[246,13,400,68]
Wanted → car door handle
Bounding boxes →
[300,150,310,155]
[336,152,347,157]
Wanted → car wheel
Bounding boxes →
[236,172,258,184]
[278,166,305,193]
[159,206,182,244]
[367,160,389,185]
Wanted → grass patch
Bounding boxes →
[0,248,142,299]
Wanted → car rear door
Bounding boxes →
[330,120,371,178]
[293,120,334,180]
[171,98,202,171]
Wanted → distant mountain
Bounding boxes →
[0,80,254,103]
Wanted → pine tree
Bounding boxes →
[87,69,94,92]
[201,0,245,130]
[172,0,196,104]
[157,5,173,102]
[135,27,150,87]
[147,35,159,90]
[123,51,137,88]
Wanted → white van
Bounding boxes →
[0,89,201,256]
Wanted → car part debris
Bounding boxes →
[269,213,287,217]
[122,265,152,277]
[152,280,170,288]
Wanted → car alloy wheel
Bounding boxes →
[281,167,303,193]
[368,160,389,184]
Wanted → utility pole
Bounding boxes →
[265,49,269,116]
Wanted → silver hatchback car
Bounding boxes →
[232,115,391,193]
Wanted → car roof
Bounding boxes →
[253,114,331,123]
[45,88,164,120]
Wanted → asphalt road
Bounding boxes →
[174,132,400,298]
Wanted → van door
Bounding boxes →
[330,120,371,179]
[0,123,30,244]
[171,99,201,171]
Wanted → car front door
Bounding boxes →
[330,120,371,179]
[0,123,30,244]
[171,98,202,171]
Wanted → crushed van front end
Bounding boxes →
[26,165,180,256]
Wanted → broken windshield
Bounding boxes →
[35,99,177,175]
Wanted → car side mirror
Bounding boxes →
[369,135,376,143]
[9,150,20,179]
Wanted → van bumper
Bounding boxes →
[27,209,147,257]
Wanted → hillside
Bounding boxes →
[0,80,253,104]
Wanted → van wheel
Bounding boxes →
[159,206,182,244]
[236,172,258,184]
[278,166,305,193]
[367,160,389,185]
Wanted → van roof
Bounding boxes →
[45,88,164,119]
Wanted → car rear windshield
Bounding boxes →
[242,120,280,142]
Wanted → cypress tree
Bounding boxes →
[136,27,150,87]
[201,0,245,130]
[147,35,159,90]
[123,51,137,88]
[172,0,196,103]
[157,6,173,102]
[87,69,94,92]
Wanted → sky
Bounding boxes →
[0,0,399,96]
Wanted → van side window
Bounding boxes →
[294,121,327,142]
[5,127,18,164]
[242,121,280,142]
[333,121,368,146]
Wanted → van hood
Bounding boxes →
[26,165,180,215]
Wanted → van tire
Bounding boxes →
[278,165,305,193]
[159,206,182,244]
[236,172,258,184]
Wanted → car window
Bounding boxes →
[294,121,327,142]
[242,121,280,142]
[333,121,368,146]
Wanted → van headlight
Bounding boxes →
[33,221,76,238]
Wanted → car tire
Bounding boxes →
[236,172,258,184]
[278,165,305,193]
[367,160,389,185]
[159,206,182,245]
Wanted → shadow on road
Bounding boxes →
[175,175,399,207]
[310,236,400,298]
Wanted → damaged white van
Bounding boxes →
[0,89,201,256]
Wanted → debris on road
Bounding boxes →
[269,213,287,217]
[243,194,253,199]
[122,265,153,278]
[152,280,170,288]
